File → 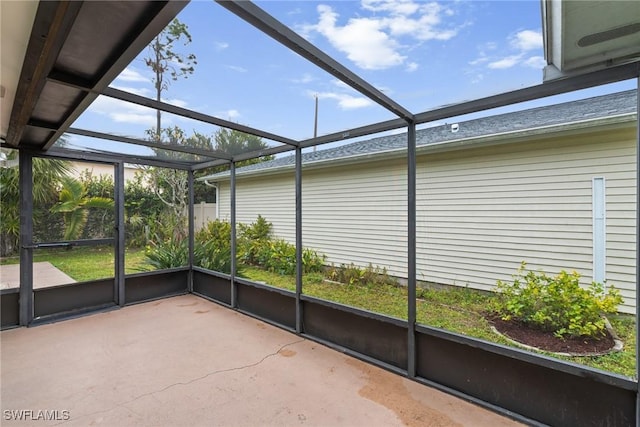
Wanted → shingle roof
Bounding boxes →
[202,90,637,180]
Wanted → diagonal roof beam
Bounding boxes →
[299,118,408,149]
[102,86,299,147]
[41,1,189,150]
[232,143,295,163]
[192,158,232,171]
[414,62,640,125]
[65,127,233,161]
[216,0,414,121]
[42,147,194,170]
[5,1,83,147]
[47,70,299,147]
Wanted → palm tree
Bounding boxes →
[0,149,71,255]
[50,177,114,240]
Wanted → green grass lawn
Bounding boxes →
[1,247,635,378]
[240,266,637,378]
[1,246,149,282]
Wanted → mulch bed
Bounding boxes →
[488,316,616,355]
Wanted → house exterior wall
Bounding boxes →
[218,124,637,312]
[217,158,408,274]
[416,126,636,313]
[69,161,140,182]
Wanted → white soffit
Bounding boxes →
[0,1,38,140]
[543,0,640,81]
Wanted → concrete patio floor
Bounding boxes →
[1,294,522,427]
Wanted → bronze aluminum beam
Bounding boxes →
[6,1,82,147]
[215,0,414,121]
[414,62,640,125]
[41,1,189,149]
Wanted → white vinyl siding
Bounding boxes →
[217,124,636,312]
[301,159,408,276]
[416,127,636,313]
[217,173,296,242]
[219,158,408,277]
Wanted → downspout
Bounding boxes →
[203,179,219,220]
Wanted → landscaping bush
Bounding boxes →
[194,219,232,273]
[144,235,188,269]
[237,216,325,275]
[194,239,231,273]
[124,171,169,247]
[253,239,324,276]
[326,263,398,287]
[493,262,623,338]
[238,215,272,266]
[144,216,325,275]
[238,214,271,240]
[80,170,115,239]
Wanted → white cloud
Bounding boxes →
[214,41,229,51]
[225,65,248,73]
[406,62,419,72]
[310,90,373,110]
[110,85,152,97]
[292,73,315,84]
[303,1,458,70]
[116,67,148,83]
[219,109,240,120]
[313,5,405,70]
[510,29,542,51]
[468,56,488,66]
[162,98,188,108]
[383,3,457,41]
[362,0,420,16]
[87,96,156,127]
[523,55,546,69]
[331,79,351,90]
[487,54,523,69]
[471,28,544,73]
[109,113,156,126]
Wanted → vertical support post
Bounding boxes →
[115,162,125,306]
[295,146,303,333]
[230,162,237,308]
[407,120,417,378]
[188,170,195,293]
[19,152,33,326]
[635,76,639,427]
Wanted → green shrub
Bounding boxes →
[254,239,325,275]
[326,263,398,287]
[194,239,232,273]
[302,247,326,274]
[493,262,623,338]
[238,215,272,241]
[144,235,187,269]
[236,216,325,275]
[194,220,232,273]
[145,215,325,276]
[238,215,272,266]
[124,171,170,248]
[257,239,296,275]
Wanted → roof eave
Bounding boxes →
[203,113,637,183]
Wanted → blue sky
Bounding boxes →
[68,0,635,157]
